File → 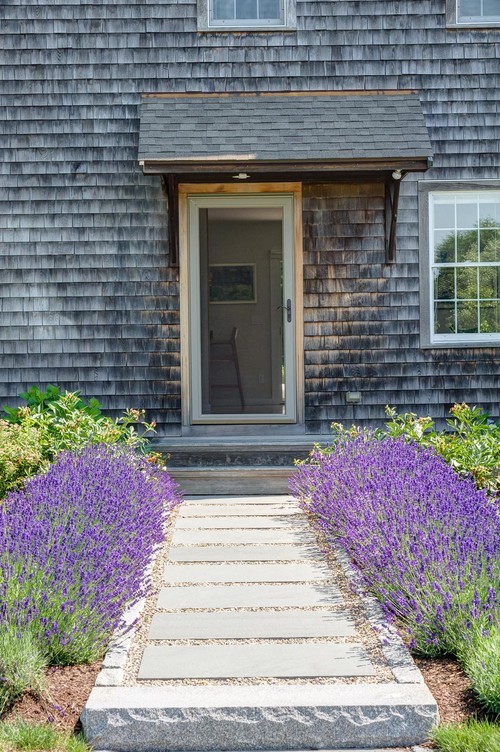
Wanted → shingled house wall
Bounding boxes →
[1,1,499,433]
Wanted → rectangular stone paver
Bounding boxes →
[172,528,316,546]
[184,496,294,504]
[176,516,308,529]
[149,610,356,639]
[138,643,375,679]
[157,583,344,609]
[169,544,321,562]
[171,527,316,545]
[179,504,302,517]
[164,562,331,583]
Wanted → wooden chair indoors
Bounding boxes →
[209,327,244,410]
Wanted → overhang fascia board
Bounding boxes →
[140,157,432,176]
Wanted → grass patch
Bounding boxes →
[433,718,500,752]
[0,720,89,751]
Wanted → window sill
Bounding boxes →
[446,21,500,29]
[422,339,500,349]
[197,24,297,32]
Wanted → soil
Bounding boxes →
[1,655,483,738]
[2,662,102,734]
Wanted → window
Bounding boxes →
[197,0,296,30]
[447,0,500,26]
[420,186,500,347]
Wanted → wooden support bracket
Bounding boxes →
[160,175,179,267]
[384,177,402,263]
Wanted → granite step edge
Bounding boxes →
[81,683,438,752]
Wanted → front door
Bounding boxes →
[185,192,297,424]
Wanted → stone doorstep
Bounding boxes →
[169,468,294,495]
[81,683,438,752]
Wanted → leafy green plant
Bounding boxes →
[2,385,161,473]
[0,421,46,498]
[0,632,46,716]
[375,403,500,494]
[432,719,500,752]
[0,721,89,752]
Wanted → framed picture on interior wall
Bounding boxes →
[209,263,257,303]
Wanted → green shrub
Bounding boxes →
[432,719,500,752]
[2,385,160,476]
[0,421,46,498]
[379,403,500,495]
[0,632,46,716]
[459,625,500,717]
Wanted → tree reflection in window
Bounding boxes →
[433,207,500,337]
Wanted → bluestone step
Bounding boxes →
[176,516,308,529]
[179,503,302,516]
[172,527,316,545]
[138,642,375,679]
[184,495,295,504]
[157,582,344,609]
[164,562,331,583]
[148,610,356,639]
[169,544,321,562]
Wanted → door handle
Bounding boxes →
[277,298,292,323]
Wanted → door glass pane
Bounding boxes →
[199,206,286,415]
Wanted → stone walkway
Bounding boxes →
[82,495,438,752]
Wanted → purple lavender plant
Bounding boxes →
[0,445,181,664]
[291,436,499,656]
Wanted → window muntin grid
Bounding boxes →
[430,192,500,342]
[457,0,500,23]
[211,0,283,25]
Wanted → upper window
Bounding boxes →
[198,0,296,30]
[448,0,500,26]
[422,188,500,346]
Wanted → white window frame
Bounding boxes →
[197,0,296,32]
[419,182,500,348]
[446,0,500,27]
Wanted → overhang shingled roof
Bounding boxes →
[138,92,433,167]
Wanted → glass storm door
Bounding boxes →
[187,194,296,423]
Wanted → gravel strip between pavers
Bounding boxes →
[123,497,396,686]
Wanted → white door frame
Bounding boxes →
[179,183,304,426]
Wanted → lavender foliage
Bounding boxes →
[291,436,499,656]
[0,445,181,664]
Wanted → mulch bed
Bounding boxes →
[1,655,483,738]
[3,662,102,734]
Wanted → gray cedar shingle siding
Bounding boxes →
[1,1,499,431]
[138,93,432,162]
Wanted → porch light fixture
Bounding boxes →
[232,172,251,180]
[392,169,402,180]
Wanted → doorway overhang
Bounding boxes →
[138,91,434,264]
